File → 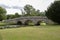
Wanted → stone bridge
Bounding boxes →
[5,16,53,25]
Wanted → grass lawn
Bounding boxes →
[0,22,7,26]
[0,25,60,40]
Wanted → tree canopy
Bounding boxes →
[24,4,35,16]
[46,1,60,24]
[24,4,45,16]
[0,7,7,21]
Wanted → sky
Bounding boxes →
[0,0,55,14]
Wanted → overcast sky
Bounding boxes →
[0,0,54,14]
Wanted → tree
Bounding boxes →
[30,9,37,16]
[7,14,15,19]
[24,4,35,16]
[46,1,60,24]
[40,12,45,16]
[0,7,7,21]
[24,4,45,16]
[7,13,21,19]
[15,12,21,18]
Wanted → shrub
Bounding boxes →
[40,21,46,26]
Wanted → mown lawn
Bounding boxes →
[0,25,60,40]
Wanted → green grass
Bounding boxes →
[0,25,60,40]
[0,33,2,40]
[0,22,7,26]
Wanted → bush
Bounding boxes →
[28,22,34,26]
[40,21,46,26]
[40,23,46,26]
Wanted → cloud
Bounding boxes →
[11,6,23,9]
[0,4,23,9]
[0,4,11,8]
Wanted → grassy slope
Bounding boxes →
[0,33,2,40]
[0,26,60,40]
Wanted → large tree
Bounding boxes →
[0,7,7,21]
[7,13,21,19]
[46,1,60,24]
[7,14,15,19]
[24,4,36,16]
[24,4,42,16]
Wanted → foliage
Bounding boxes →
[46,1,60,24]
[24,4,34,16]
[7,13,21,19]
[40,21,46,26]
[24,4,45,16]
[7,14,15,19]
[25,20,34,25]
[40,12,45,16]
[15,12,21,18]
[0,7,7,21]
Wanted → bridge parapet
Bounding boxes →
[4,16,54,25]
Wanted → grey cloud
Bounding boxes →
[0,4,11,8]
[12,6,22,9]
[0,4,23,9]
[0,4,24,11]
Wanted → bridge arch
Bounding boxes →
[36,20,46,25]
[17,21,23,25]
[24,20,34,25]
[36,21,42,25]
